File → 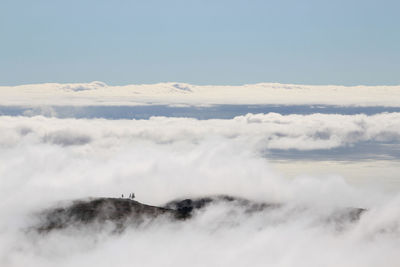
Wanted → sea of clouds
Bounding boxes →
[2,112,400,150]
[2,81,400,106]
[1,113,400,266]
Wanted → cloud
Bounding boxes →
[59,81,107,92]
[1,82,400,106]
[22,106,58,117]
[0,113,399,266]
[1,113,400,151]
[42,130,92,146]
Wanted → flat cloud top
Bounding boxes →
[1,81,400,106]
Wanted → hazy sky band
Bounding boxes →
[1,0,399,85]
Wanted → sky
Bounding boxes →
[2,2,400,265]
[1,0,399,86]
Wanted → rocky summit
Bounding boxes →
[35,196,365,233]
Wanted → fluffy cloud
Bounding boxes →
[0,112,400,266]
[59,81,107,92]
[1,113,400,151]
[2,79,400,266]
[1,82,400,106]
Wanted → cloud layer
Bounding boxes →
[1,113,400,151]
[1,113,400,266]
[2,81,400,106]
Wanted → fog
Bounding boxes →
[1,114,400,266]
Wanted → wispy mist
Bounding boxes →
[0,114,399,266]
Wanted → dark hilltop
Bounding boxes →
[36,195,365,233]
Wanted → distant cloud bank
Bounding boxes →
[1,81,400,106]
[2,113,400,151]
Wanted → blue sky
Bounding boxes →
[0,0,399,85]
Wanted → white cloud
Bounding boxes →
[1,114,400,266]
[59,81,107,92]
[1,81,400,106]
[1,113,400,151]
[0,114,399,266]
